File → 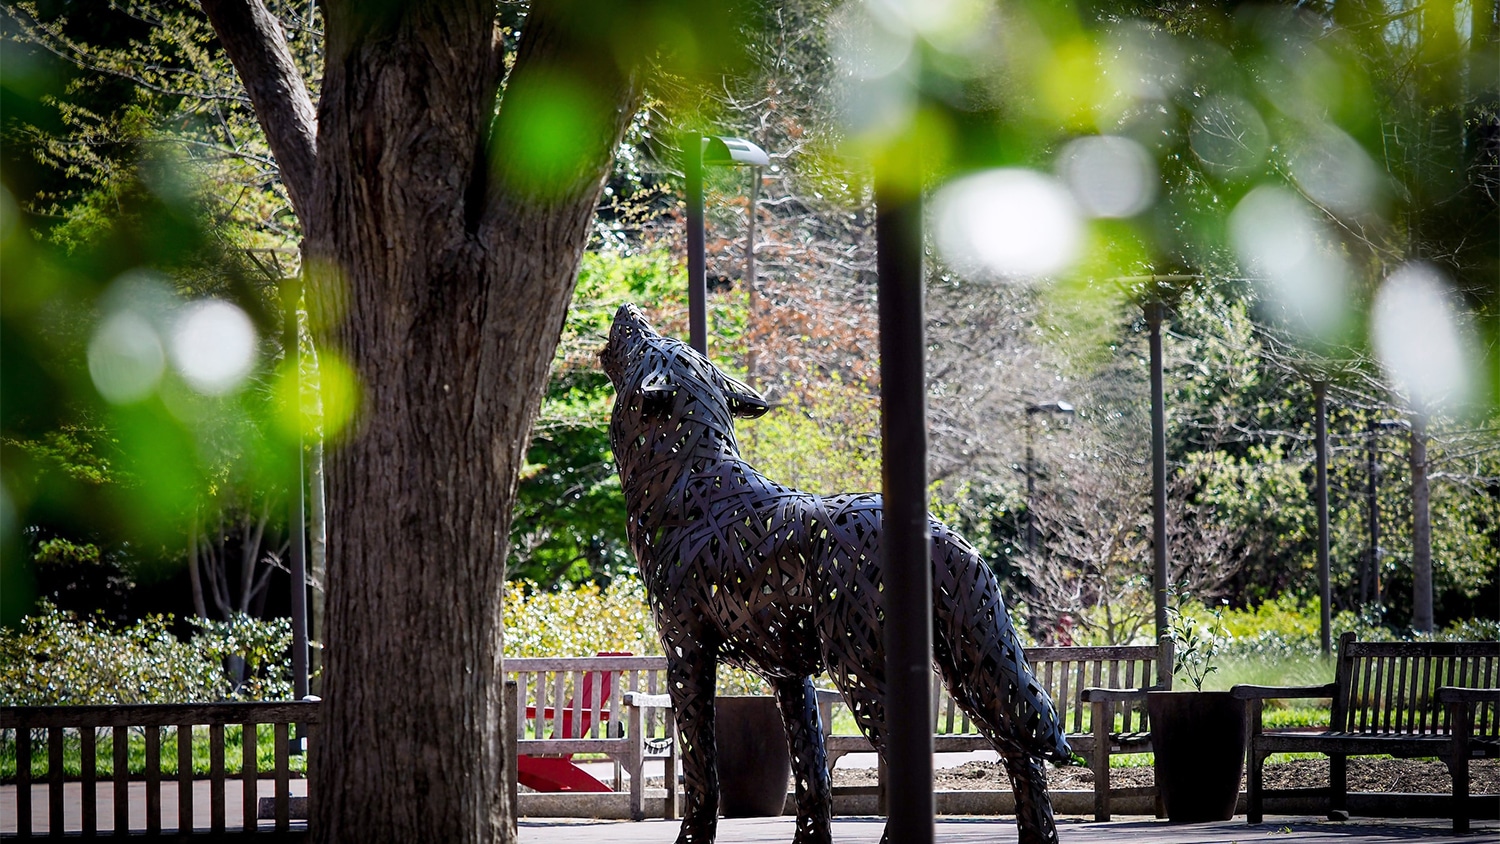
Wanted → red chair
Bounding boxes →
[516,652,631,793]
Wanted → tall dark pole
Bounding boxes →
[745,166,760,384]
[1314,381,1331,656]
[1025,412,1037,555]
[876,167,933,844]
[1410,413,1434,632]
[1364,422,1382,610]
[686,134,707,355]
[1146,301,1169,661]
[282,280,310,707]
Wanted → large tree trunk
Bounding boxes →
[308,6,639,843]
[202,1,642,841]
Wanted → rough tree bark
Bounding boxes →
[199,1,644,841]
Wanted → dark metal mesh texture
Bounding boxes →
[602,304,1070,844]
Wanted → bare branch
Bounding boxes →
[200,0,318,221]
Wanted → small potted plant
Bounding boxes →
[1146,600,1247,823]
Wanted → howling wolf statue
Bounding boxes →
[600,304,1070,844]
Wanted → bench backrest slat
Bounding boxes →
[808,644,1168,739]
[2,701,313,839]
[114,727,130,834]
[505,656,671,745]
[1333,636,1500,737]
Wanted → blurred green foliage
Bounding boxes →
[0,601,294,705]
[0,2,357,628]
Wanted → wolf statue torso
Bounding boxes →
[601,304,1068,844]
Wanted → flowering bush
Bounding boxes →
[0,602,293,705]
[503,577,771,694]
[502,578,662,658]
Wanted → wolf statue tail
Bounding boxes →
[928,521,1069,844]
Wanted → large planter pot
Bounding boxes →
[1146,690,1247,823]
[715,695,791,817]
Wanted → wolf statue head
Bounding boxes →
[601,302,768,460]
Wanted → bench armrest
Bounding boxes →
[1231,683,1335,701]
[1079,687,1152,703]
[623,692,673,709]
[1437,687,1500,705]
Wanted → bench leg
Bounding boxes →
[666,725,680,821]
[1447,753,1470,834]
[628,703,645,822]
[1328,754,1348,820]
[1246,749,1266,825]
[1449,703,1472,834]
[1091,747,1110,820]
[1090,701,1110,821]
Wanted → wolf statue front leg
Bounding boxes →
[664,640,721,844]
[1004,751,1061,844]
[771,676,833,844]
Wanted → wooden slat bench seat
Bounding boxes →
[503,655,676,821]
[1,699,318,839]
[816,640,1174,821]
[1233,633,1499,831]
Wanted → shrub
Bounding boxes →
[502,578,662,658]
[0,602,293,705]
[503,577,770,694]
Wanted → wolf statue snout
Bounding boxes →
[603,303,1068,844]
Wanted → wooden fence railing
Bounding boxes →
[2,700,317,838]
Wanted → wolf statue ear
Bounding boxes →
[721,372,770,419]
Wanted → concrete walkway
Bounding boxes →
[519,815,1494,843]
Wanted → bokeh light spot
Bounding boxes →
[1057,135,1158,218]
[171,299,257,395]
[1190,95,1269,179]
[1288,127,1382,218]
[88,311,165,405]
[1372,263,1476,413]
[933,169,1083,281]
[1229,186,1352,343]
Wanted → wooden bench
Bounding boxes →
[1233,633,1499,831]
[1,699,318,838]
[817,641,1174,820]
[503,655,676,821]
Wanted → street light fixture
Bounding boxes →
[685,134,771,355]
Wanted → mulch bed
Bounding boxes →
[831,758,1500,795]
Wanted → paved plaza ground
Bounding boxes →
[520,815,1496,844]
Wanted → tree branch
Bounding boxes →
[200,0,318,221]
[479,0,644,241]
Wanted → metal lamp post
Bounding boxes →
[282,279,310,752]
[685,134,770,355]
[1313,381,1331,655]
[875,161,933,844]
